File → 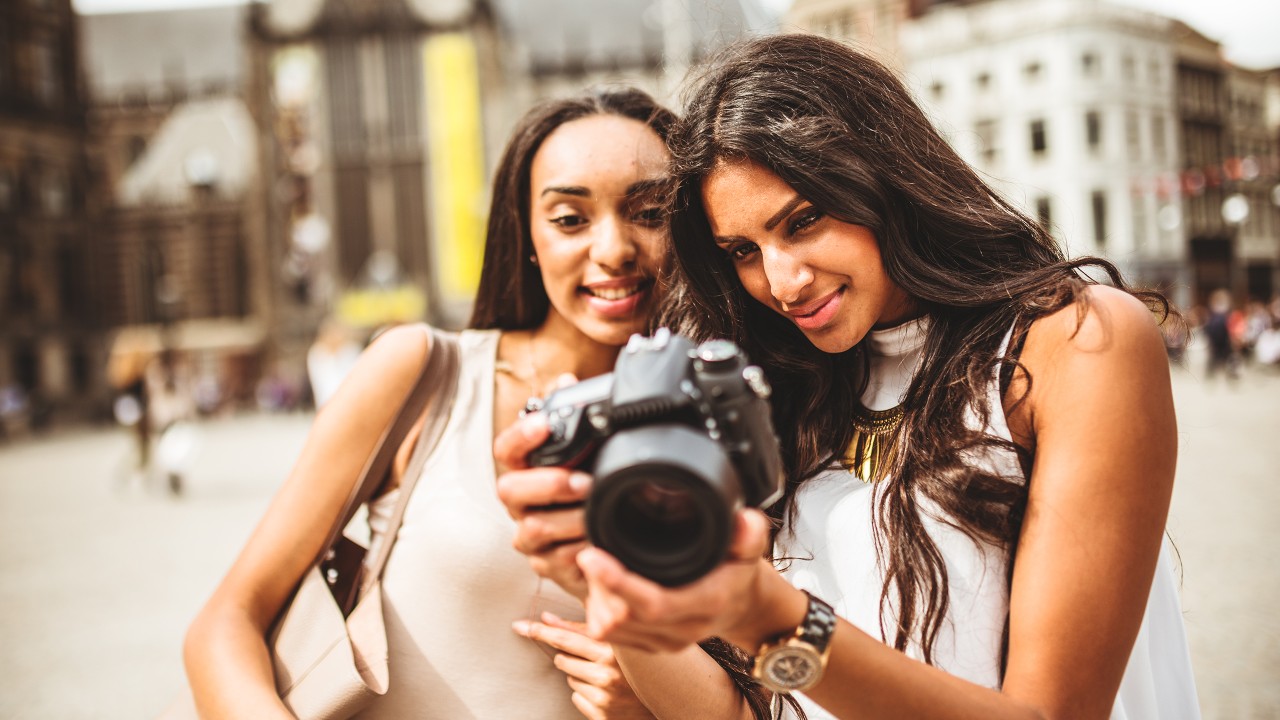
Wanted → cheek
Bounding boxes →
[736,265,776,309]
[634,228,669,270]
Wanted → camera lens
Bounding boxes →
[587,425,743,586]
[616,476,701,554]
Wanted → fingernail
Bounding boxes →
[568,472,592,493]
[512,620,530,635]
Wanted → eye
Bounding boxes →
[787,208,824,235]
[549,213,587,230]
[725,242,759,262]
[631,206,665,227]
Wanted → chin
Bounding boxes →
[801,327,861,355]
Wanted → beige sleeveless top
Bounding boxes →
[356,330,584,719]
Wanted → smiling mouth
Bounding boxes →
[787,288,843,317]
[582,280,651,300]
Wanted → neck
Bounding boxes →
[530,315,622,383]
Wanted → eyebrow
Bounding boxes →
[540,178,669,200]
[540,185,591,198]
[764,196,805,231]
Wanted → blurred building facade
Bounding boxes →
[242,0,772,367]
[0,0,105,432]
[796,0,1280,309]
[82,4,268,412]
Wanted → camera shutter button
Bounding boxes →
[694,339,740,371]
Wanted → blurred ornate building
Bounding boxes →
[903,0,1188,301]
[82,4,267,410]
[0,0,104,432]
[246,0,772,367]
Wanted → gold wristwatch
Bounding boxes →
[751,590,837,694]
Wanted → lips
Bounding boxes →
[580,278,653,318]
[786,287,844,331]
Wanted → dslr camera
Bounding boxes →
[526,328,784,586]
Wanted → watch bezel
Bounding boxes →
[753,638,825,693]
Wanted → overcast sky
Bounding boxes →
[73,0,1280,70]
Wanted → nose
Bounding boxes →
[587,214,638,272]
[762,244,813,306]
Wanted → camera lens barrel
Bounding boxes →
[586,424,744,587]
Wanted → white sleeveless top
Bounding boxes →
[776,318,1200,719]
[356,330,584,719]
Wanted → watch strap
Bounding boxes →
[797,590,837,656]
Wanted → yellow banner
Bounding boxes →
[424,33,486,302]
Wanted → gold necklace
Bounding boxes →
[842,403,905,483]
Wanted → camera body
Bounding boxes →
[527,328,784,586]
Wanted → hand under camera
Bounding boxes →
[526,328,785,587]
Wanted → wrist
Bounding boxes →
[725,560,808,652]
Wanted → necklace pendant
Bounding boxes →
[842,403,905,483]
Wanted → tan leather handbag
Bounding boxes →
[163,326,460,719]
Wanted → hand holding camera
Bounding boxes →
[524,329,785,587]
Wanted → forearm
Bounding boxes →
[184,606,295,720]
[615,644,756,720]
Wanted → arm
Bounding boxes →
[565,286,1178,719]
[494,420,759,720]
[182,326,432,719]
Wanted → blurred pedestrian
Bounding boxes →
[107,337,154,483]
[305,317,363,409]
[1202,288,1240,382]
[181,88,747,719]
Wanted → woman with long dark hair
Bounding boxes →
[184,87,745,718]
[496,35,1198,719]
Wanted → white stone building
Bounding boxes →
[900,0,1185,300]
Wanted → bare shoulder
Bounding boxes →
[1025,284,1165,363]
[318,324,433,424]
[1018,284,1172,432]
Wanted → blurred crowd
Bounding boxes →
[1167,290,1280,378]
[97,317,368,494]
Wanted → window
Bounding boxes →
[930,80,945,101]
[1091,190,1107,248]
[32,39,62,107]
[0,167,13,212]
[1085,111,1101,152]
[127,136,148,166]
[42,170,68,216]
[1151,115,1166,161]
[974,119,999,164]
[1029,119,1048,156]
[1125,111,1140,159]
[1122,54,1135,81]
[1023,61,1042,81]
[1133,197,1147,250]
[975,71,991,90]
[1035,196,1052,230]
[1081,51,1098,77]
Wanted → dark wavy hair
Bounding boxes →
[658,34,1171,669]
[468,87,677,330]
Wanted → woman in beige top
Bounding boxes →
[182,88,756,718]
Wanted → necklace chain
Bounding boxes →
[495,330,546,399]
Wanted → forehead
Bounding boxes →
[531,114,668,186]
[702,159,794,228]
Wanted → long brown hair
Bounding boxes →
[468,87,676,330]
[659,34,1170,666]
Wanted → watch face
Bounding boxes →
[761,645,821,691]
